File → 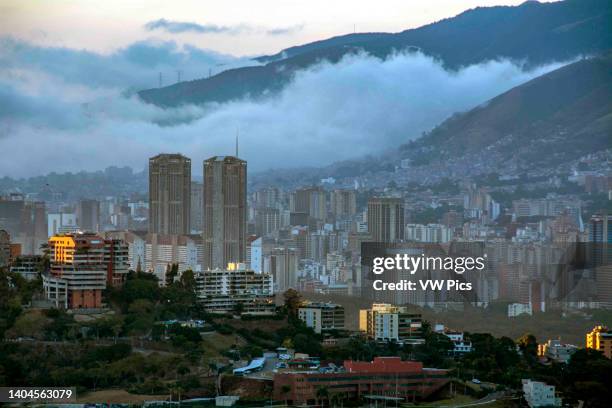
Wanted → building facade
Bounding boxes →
[586,325,612,358]
[203,156,247,270]
[194,263,274,314]
[367,197,404,243]
[298,302,345,333]
[42,233,128,309]
[149,153,191,235]
[273,357,448,405]
[359,303,424,344]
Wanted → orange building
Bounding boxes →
[586,325,612,359]
[42,233,128,309]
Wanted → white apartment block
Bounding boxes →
[522,379,561,407]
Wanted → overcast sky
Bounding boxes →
[0,0,566,178]
[2,0,556,56]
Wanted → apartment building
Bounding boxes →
[298,302,345,334]
[359,303,424,344]
[194,263,274,315]
[522,379,561,407]
[42,233,128,309]
[586,325,612,358]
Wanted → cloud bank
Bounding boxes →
[0,38,567,178]
[144,19,304,36]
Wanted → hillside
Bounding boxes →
[403,54,612,166]
[139,0,612,108]
[248,54,612,189]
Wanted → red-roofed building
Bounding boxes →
[273,357,448,405]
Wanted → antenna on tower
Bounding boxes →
[177,70,182,83]
[235,128,239,157]
[158,72,163,88]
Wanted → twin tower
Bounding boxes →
[148,153,247,271]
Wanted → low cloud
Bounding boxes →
[0,37,256,90]
[0,40,567,178]
[144,18,241,35]
[266,24,305,36]
[144,18,304,36]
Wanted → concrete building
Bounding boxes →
[203,156,247,270]
[264,247,299,292]
[405,223,453,243]
[330,189,356,219]
[144,233,201,282]
[586,325,612,358]
[367,197,404,243]
[359,303,424,344]
[190,181,203,233]
[273,357,448,405]
[521,379,561,407]
[77,199,100,232]
[149,153,191,235]
[250,237,263,273]
[194,263,274,315]
[508,303,533,317]
[0,229,10,267]
[42,233,128,309]
[255,207,281,238]
[298,302,345,333]
[292,187,326,222]
[10,255,43,280]
[47,213,78,237]
[537,339,577,364]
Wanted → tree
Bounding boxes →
[517,333,538,364]
[233,301,245,316]
[179,270,196,292]
[283,289,302,318]
[7,312,49,339]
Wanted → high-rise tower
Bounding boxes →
[149,154,191,235]
[203,156,247,270]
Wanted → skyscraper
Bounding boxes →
[203,156,247,270]
[149,154,191,235]
[367,197,405,243]
[292,187,326,221]
[190,181,204,233]
[77,199,100,232]
[330,189,357,219]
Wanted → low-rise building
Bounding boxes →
[10,255,43,280]
[195,263,274,315]
[538,339,577,363]
[586,325,612,358]
[508,303,533,317]
[298,302,345,334]
[359,303,424,344]
[273,357,448,405]
[522,379,561,407]
[433,324,472,354]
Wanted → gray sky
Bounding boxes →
[1,0,557,56]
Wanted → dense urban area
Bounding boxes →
[0,144,611,407]
[1,0,612,407]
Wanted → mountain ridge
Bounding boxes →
[139,0,612,108]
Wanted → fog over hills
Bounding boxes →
[139,0,612,108]
[1,0,610,179]
[250,54,612,187]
